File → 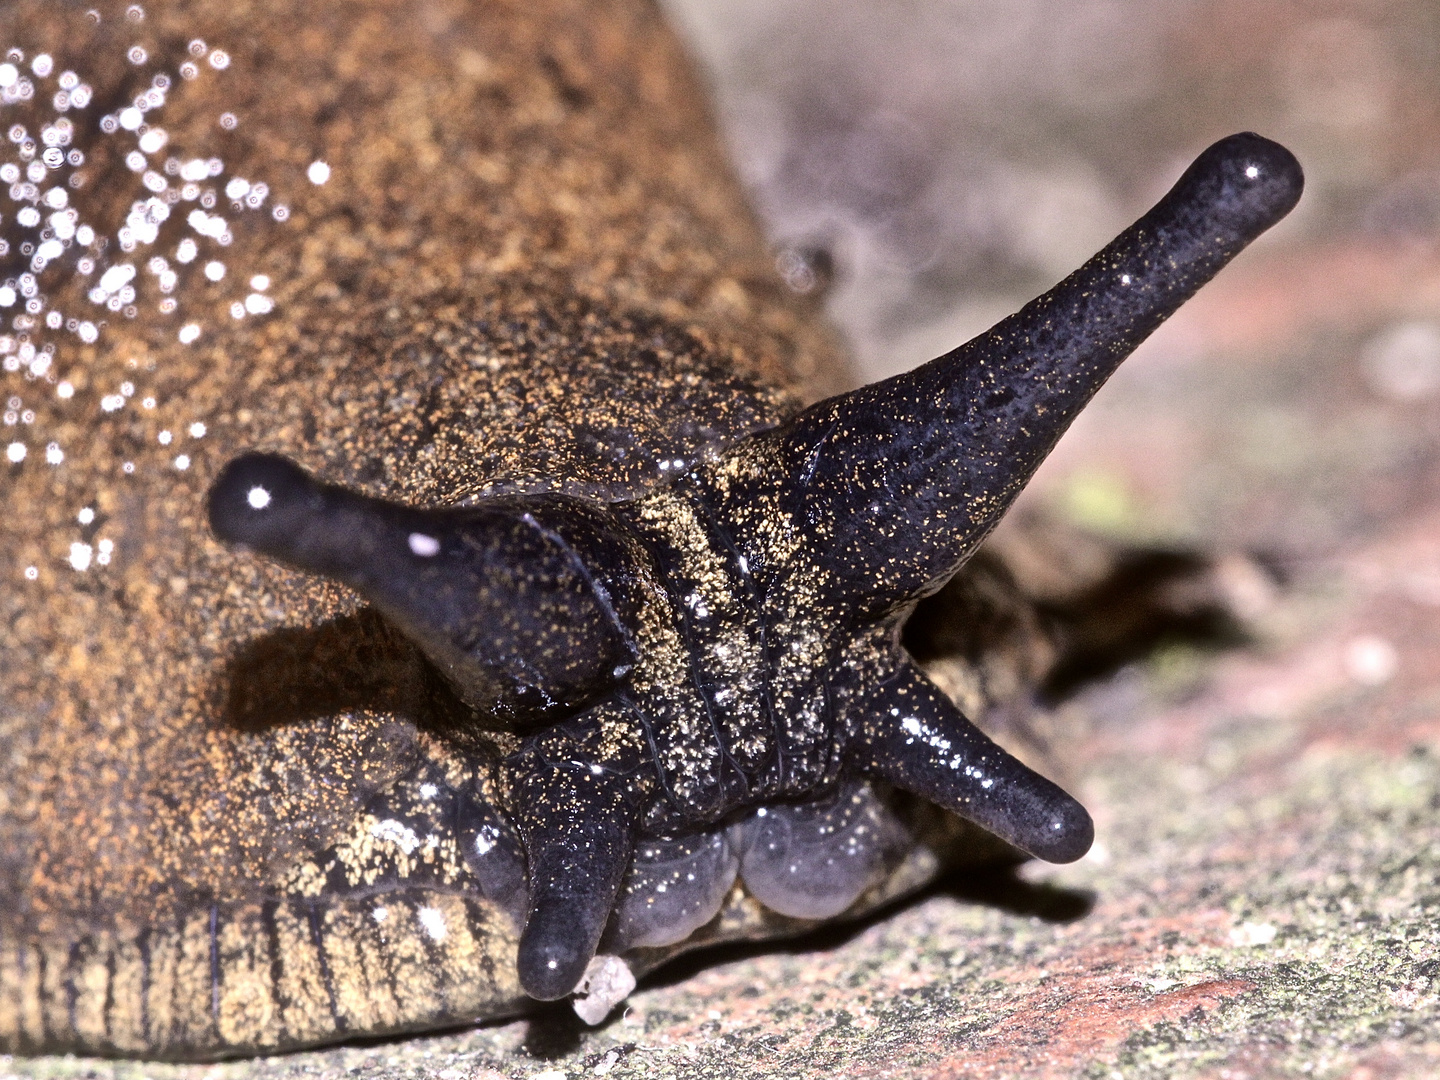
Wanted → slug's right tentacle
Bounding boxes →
[508,750,640,1001]
[207,452,645,727]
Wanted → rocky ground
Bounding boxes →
[7,0,1440,1077]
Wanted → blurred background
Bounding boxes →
[661,0,1440,570]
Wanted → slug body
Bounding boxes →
[0,0,1302,1060]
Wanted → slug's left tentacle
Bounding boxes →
[846,662,1093,864]
[207,452,644,727]
[714,133,1303,612]
[508,752,639,1000]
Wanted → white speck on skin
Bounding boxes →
[69,542,92,571]
[307,160,331,185]
[417,910,443,944]
[408,532,440,557]
[369,818,420,855]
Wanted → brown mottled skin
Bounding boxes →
[0,0,1033,1059]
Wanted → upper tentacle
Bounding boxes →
[846,660,1093,864]
[208,452,647,726]
[708,133,1303,613]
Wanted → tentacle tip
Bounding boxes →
[1029,798,1095,865]
[207,452,317,549]
[1196,131,1305,235]
[518,908,600,1001]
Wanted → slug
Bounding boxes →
[0,0,1302,1060]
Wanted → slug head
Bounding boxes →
[208,133,1303,1004]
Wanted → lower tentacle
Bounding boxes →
[508,756,639,1000]
[847,664,1093,864]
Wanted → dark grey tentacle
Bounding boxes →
[847,662,1093,864]
[508,753,639,1000]
[721,133,1303,611]
[207,452,644,727]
